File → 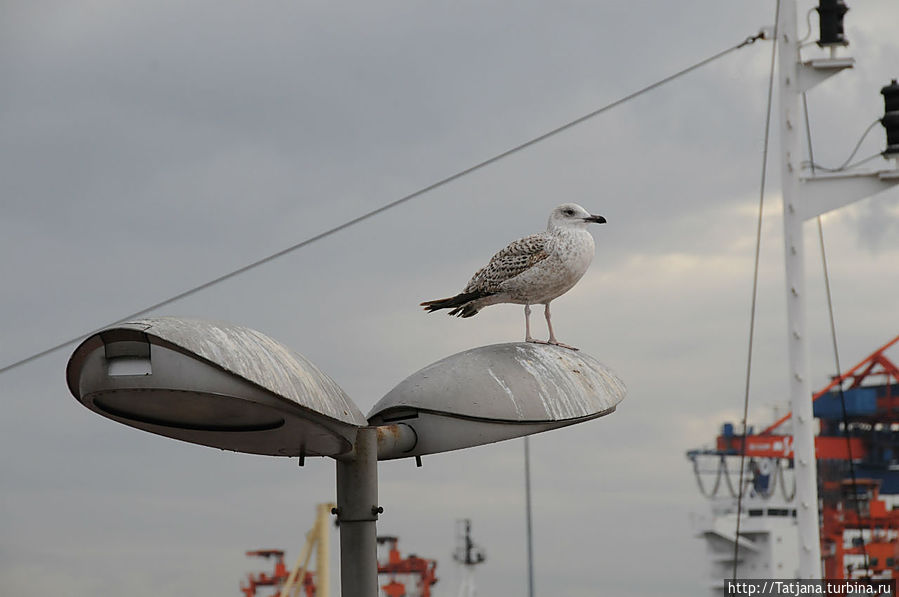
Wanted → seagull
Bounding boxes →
[421,203,606,350]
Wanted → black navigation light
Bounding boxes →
[817,0,849,47]
[882,79,899,157]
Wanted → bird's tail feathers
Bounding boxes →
[420,291,490,318]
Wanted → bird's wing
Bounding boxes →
[463,233,549,293]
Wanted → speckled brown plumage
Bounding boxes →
[462,233,549,294]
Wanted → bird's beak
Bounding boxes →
[583,214,606,224]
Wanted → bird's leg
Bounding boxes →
[544,302,578,351]
[524,304,535,342]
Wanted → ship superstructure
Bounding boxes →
[689,336,899,589]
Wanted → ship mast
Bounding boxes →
[454,519,485,597]
[776,0,821,577]
[775,0,899,579]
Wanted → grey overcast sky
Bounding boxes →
[2,1,899,596]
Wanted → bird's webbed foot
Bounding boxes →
[526,338,580,351]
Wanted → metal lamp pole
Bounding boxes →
[336,427,380,597]
[524,437,535,597]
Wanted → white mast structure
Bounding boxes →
[776,0,899,579]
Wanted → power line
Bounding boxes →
[0,31,767,376]
[733,1,780,580]
[803,90,872,576]
[802,119,882,172]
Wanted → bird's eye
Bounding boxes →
[563,209,575,216]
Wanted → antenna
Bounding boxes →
[453,519,485,597]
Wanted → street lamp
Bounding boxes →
[66,316,625,597]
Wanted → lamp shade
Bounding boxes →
[67,317,366,457]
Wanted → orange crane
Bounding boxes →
[240,503,333,597]
[377,536,438,597]
[238,503,438,597]
[240,550,315,597]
